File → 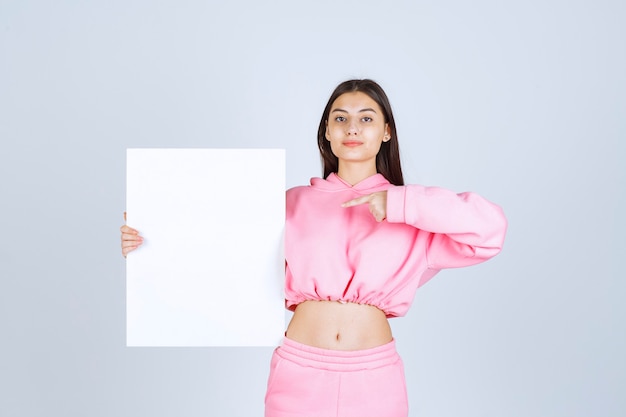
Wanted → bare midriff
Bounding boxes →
[285,300,393,351]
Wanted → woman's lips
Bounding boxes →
[342,140,363,147]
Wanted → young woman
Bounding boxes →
[121,79,507,417]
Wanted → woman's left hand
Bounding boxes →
[342,191,387,222]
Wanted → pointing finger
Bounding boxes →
[341,195,372,207]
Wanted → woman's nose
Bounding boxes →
[346,121,359,135]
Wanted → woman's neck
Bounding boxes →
[336,163,377,186]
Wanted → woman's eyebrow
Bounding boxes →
[331,108,378,113]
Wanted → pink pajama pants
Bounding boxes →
[264,337,408,417]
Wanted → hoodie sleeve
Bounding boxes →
[386,185,507,269]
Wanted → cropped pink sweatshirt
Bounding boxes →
[284,173,507,318]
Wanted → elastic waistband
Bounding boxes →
[276,337,400,372]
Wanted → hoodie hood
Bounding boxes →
[310,173,390,192]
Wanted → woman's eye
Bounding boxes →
[335,116,346,122]
[361,117,373,122]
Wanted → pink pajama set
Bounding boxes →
[265,173,507,417]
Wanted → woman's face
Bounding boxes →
[325,91,390,169]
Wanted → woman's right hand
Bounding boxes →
[121,212,143,257]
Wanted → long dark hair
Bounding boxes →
[317,79,404,186]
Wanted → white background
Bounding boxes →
[0,1,623,416]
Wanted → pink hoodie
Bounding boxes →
[284,173,507,317]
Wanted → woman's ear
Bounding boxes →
[325,121,330,141]
[383,124,391,142]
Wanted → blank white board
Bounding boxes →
[126,148,286,347]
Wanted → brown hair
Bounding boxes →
[317,79,404,185]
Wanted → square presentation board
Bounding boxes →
[126,148,285,346]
